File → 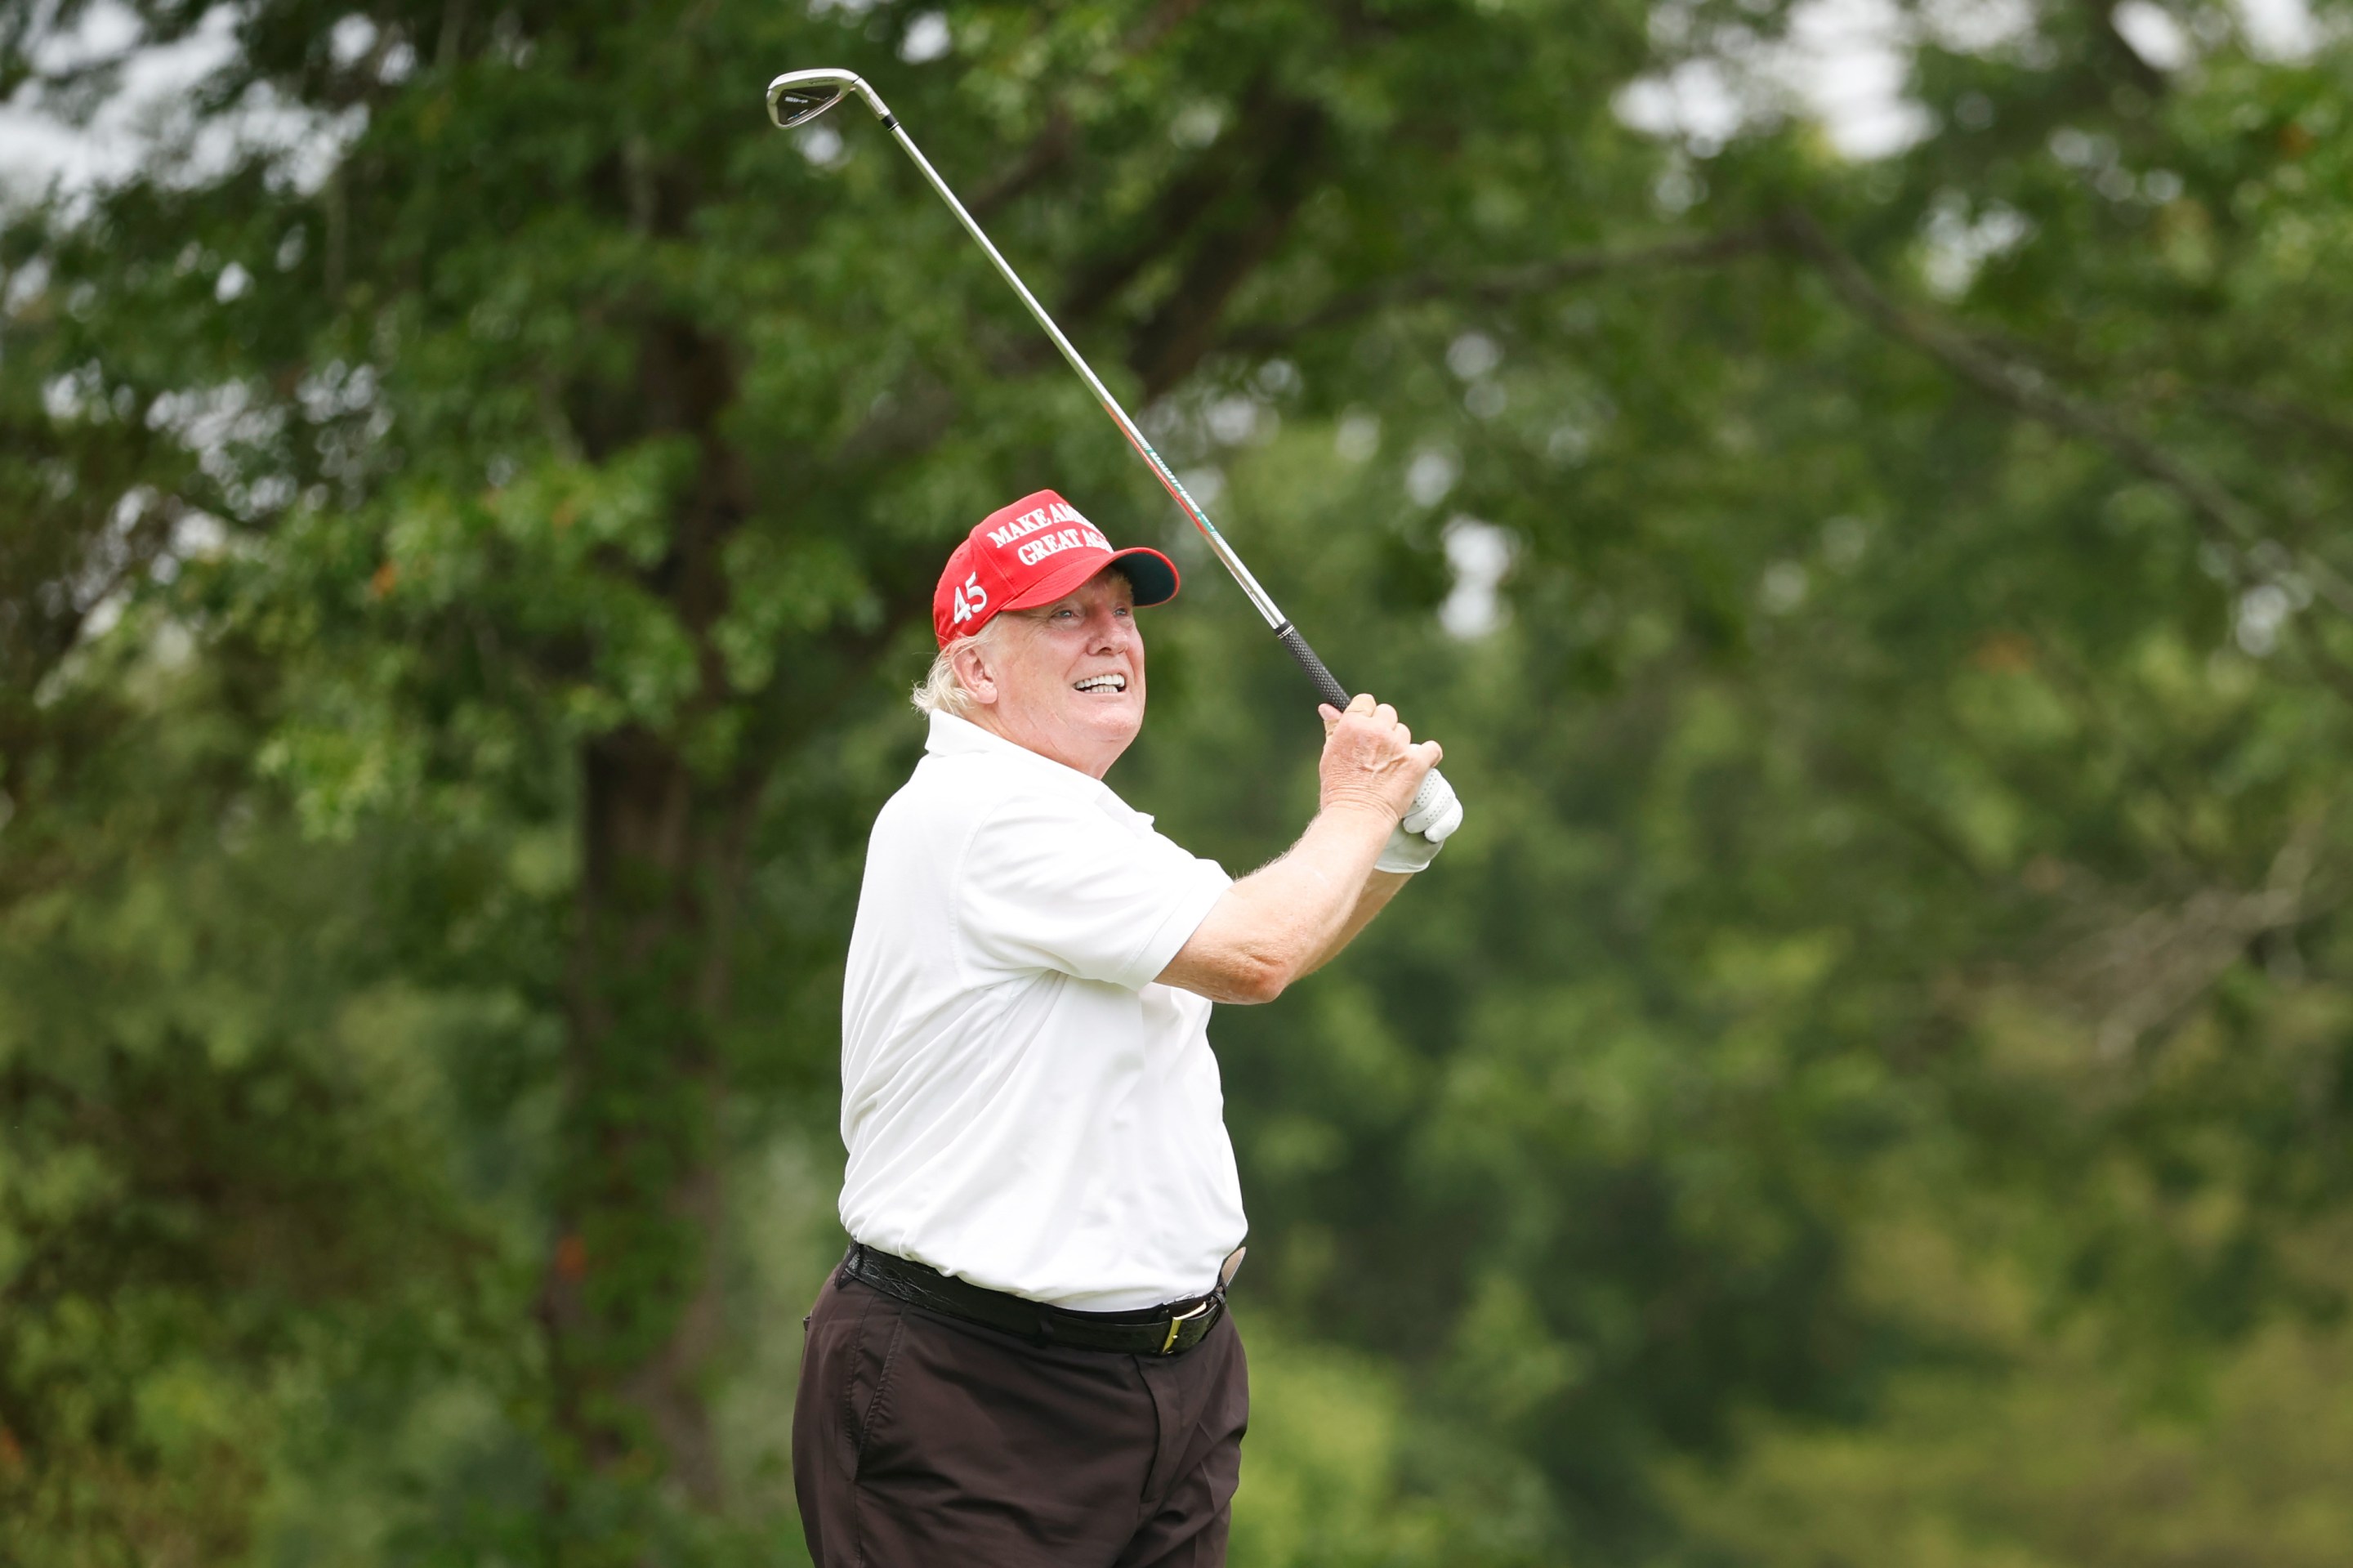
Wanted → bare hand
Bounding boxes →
[1316,693,1442,823]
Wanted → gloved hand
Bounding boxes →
[1374,766,1463,873]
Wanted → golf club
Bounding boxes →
[766,67,1455,836]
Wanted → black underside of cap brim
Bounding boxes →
[1108,547,1180,607]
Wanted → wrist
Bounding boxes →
[1316,793,1398,831]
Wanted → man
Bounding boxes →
[794,488,1461,1567]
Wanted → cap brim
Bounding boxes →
[1000,546,1181,614]
[1107,547,1179,607]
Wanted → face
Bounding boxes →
[953,569,1145,779]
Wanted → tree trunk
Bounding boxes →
[536,310,755,1535]
[540,727,748,1519]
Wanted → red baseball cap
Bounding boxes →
[933,489,1180,646]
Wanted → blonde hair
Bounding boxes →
[912,615,1020,717]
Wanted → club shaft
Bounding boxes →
[840,82,1450,830]
[873,118,1290,632]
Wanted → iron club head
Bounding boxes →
[766,69,869,129]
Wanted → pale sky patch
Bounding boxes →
[1,1,363,208]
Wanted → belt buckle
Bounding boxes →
[1158,1298,1214,1355]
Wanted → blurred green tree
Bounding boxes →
[3,0,2351,1562]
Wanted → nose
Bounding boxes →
[1087,604,1135,653]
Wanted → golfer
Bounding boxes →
[793,488,1461,1567]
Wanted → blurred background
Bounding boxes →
[4,0,2351,1562]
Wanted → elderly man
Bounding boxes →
[793,488,1460,1567]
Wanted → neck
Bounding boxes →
[962,706,1121,780]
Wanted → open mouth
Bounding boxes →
[1073,674,1128,694]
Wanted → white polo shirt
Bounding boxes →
[837,712,1247,1311]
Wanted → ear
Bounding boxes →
[949,636,1001,707]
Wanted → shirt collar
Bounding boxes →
[923,712,1153,828]
[926,711,1105,788]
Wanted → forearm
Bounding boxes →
[1156,805,1393,1003]
[1302,869,1411,979]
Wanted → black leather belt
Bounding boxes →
[841,1244,1227,1356]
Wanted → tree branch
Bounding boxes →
[2065,817,2337,1060]
[2076,0,2171,101]
[1129,96,1328,397]
[1217,225,1774,354]
[2199,385,2353,456]
[1773,206,2353,620]
[1055,78,1299,333]
[967,0,1212,221]
[969,109,1076,219]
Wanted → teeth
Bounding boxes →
[1074,675,1127,693]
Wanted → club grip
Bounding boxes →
[1275,623,1352,711]
[1278,621,1455,834]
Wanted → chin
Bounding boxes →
[1078,701,1144,747]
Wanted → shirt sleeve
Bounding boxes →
[958,793,1233,990]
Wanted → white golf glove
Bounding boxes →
[1374,768,1464,873]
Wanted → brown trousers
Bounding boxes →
[793,1266,1248,1567]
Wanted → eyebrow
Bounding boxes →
[1044,592,1134,614]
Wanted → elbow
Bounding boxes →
[1223,946,1305,1005]
[1168,902,1321,1004]
[1226,963,1288,1006]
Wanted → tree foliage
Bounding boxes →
[3,0,2351,1561]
